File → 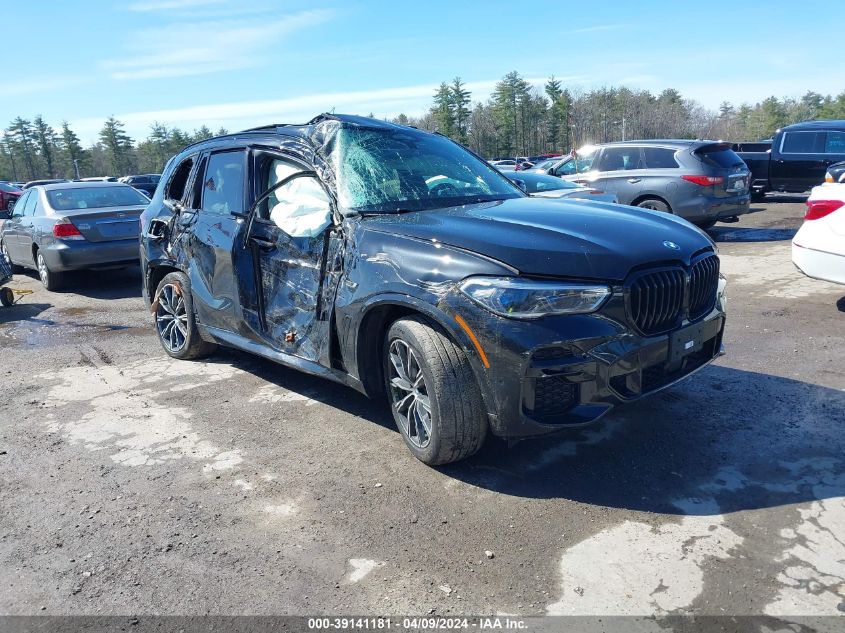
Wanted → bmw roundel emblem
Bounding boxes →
[663,240,681,250]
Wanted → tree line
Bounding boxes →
[396,72,845,158]
[3,70,845,182]
[0,117,227,183]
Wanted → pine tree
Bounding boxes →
[33,116,59,178]
[60,122,86,178]
[7,118,37,180]
[431,83,455,137]
[99,117,134,175]
[450,77,471,144]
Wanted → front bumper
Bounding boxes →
[447,294,726,439]
[41,238,140,272]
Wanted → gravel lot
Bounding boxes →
[1,197,844,619]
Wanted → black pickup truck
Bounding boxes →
[736,120,845,199]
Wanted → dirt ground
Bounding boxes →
[1,197,844,620]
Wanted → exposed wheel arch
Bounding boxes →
[147,263,182,302]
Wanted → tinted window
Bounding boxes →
[46,186,150,211]
[201,151,244,215]
[597,147,642,171]
[697,147,745,168]
[643,147,680,169]
[781,131,825,154]
[824,131,845,154]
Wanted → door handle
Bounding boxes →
[627,178,641,184]
[250,237,275,250]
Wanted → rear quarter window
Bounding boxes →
[643,148,679,169]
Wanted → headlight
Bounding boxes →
[459,276,611,318]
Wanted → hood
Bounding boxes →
[361,197,714,282]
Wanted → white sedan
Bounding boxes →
[792,183,845,285]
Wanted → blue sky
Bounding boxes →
[6,0,844,143]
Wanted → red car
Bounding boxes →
[0,182,22,216]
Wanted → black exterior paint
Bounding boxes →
[737,119,845,194]
[140,114,726,438]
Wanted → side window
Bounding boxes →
[13,191,30,216]
[643,147,680,169]
[824,131,845,154]
[553,159,576,176]
[21,191,38,217]
[597,147,642,172]
[201,151,245,215]
[781,132,825,154]
[166,156,194,202]
[254,153,332,238]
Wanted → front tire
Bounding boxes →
[36,250,63,291]
[153,272,216,360]
[384,316,487,465]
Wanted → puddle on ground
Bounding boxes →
[0,317,149,347]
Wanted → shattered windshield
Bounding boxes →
[332,126,523,214]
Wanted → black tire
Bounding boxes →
[36,249,63,291]
[384,316,487,465]
[0,287,13,307]
[693,219,717,230]
[636,198,671,213]
[751,191,765,202]
[1,239,23,274]
[153,271,216,360]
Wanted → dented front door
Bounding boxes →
[247,153,335,363]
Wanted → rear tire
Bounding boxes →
[693,219,717,230]
[384,316,487,465]
[636,198,671,213]
[36,250,63,291]
[153,271,216,360]
[0,287,13,307]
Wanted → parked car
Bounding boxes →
[0,182,148,290]
[22,179,70,189]
[489,159,517,169]
[140,114,727,465]
[792,183,845,285]
[824,160,845,184]
[0,182,23,217]
[736,120,845,199]
[509,172,618,203]
[78,176,119,182]
[536,140,751,229]
[119,174,161,197]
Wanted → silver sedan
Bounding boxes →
[0,182,149,290]
[508,172,618,204]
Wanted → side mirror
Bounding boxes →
[512,179,527,193]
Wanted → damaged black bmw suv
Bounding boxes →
[140,114,726,465]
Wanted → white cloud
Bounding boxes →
[128,0,225,11]
[566,23,629,34]
[69,76,564,142]
[102,9,335,80]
